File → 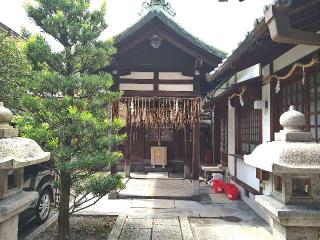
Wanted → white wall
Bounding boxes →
[120,72,154,79]
[236,159,260,191]
[227,107,261,192]
[261,74,273,196]
[119,83,154,91]
[227,108,235,176]
[158,84,193,91]
[159,72,193,80]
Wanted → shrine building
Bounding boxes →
[107,0,226,188]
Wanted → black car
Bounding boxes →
[19,163,54,226]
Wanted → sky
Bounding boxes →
[0,0,273,54]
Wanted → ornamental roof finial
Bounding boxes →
[141,0,176,17]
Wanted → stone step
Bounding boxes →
[145,165,173,173]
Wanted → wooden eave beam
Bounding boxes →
[123,90,198,97]
[264,3,320,46]
[114,64,194,73]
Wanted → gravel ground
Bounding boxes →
[34,215,116,240]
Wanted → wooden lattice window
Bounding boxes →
[309,72,320,141]
[237,102,262,155]
[220,114,228,152]
[277,70,320,142]
[281,80,304,113]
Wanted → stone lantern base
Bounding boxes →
[256,195,320,240]
[273,221,319,240]
[0,191,38,240]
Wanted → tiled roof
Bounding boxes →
[115,8,227,59]
[0,22,20,38]
[206,17,266,82]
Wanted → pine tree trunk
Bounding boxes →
[57,170,71,240]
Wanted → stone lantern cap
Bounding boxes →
[0,138,51,169]
[0,102,13,125]
[0,102,50,169]
[244,106,320,174]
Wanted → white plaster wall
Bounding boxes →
[262,83,271,143]
[262,64,270,77]
[236,63,260,83]
[227,108,235,176]
[236,159,260,191]
[119,83,154,91]
[273,45,320,72]
[159,84,193,91]
[120,72,154,79]
[159,72,193,80]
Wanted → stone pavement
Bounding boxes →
[190,217,272,240]
[108,215,193,240]
[77,180,272,240]
[130,172,170,179]
[118,178,194,199]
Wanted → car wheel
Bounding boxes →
[36,189,51,224]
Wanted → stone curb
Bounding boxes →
[180,216,194,240]
[107,214,127,240]
[22,213,58,240]
[118,194,194,200]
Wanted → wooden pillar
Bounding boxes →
[124,103,132,178]
[173,129,180,162]
[192,123,200,180]
[192,100,200,198]
[184,124,191,179]
[193,71,201,95]
[111,101,119,174]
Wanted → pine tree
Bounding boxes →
[18,1,125,239]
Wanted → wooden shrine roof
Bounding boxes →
[0,22,21,39]
[207,0,320,83]
[114,8,226,63]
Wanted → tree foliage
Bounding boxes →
[0,32,31,110]
[16,1,125,239]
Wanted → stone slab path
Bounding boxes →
[78,180,272,240]
[118,178,194,199]
[130,172,170,179]
[108,215,193,240]
[190,217,272,240]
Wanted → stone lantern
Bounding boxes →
[244,106,320,240]
[0,102,51,240]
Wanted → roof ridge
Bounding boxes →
[115,9,226,59]
[156,12,227,58]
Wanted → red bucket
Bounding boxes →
[213,180,224,193]
[225,184,240,200]
[224,183,233,194]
